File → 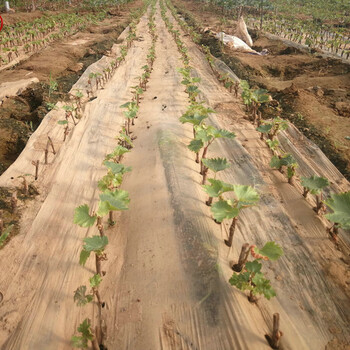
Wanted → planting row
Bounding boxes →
[71,2,157,348]
[160,1,284,347]
[0,2,149,250]
[246,16,350,59]
[168,0,350,244]
[183,0,350,59]
[0,11,107,66]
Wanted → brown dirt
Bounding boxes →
[0,1,142,176]
[174,0,350,180]
[1,10,48,25]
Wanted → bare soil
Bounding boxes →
[173,0,350,180]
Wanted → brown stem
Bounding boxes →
[93,287,105,346]
[92,327,100,350]
[195,152,199,163]
[22,177,28,195]
[328,224,339,242]
[97,217,104,237]
[95,254,102,276]
[315,194,323,215]
[302,187,309,198]
[232,243,250,272]
[47,136,56,155]
[224,217,237,247]
[100,318,107,346]
[32,160,39,180]
[95,288,103,306]
[44,142,49,165]
[70,114,77,126]
[266,313,282,349]
[200,145,209,174]
[127,118,131,135]
[248,290,258,303]
[108,211,115,226]
[288,174,294,185]
[63,126,69,142]
[11,191,17,214]
[206,196,213,206]
[201,167,208,185]
[272,313,282,348]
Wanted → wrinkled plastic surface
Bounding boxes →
[215,32,257,53]
[235,16,253,47]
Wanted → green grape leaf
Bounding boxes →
[240,80,250,90]
[188,139,204,153]
[202,157,230,173]
[213,129,236,139]
[57,120,68,125]
[83,235,108,253]
[281,154,297,167]
[103,161,132,175]
[99,189,130,211]
[257,124,273,134]
[266,139,279,150]
[270,155,282,169]
[229,271,251,291]
[78,318,94,339]
[187,85,200,93]
[252,88,271,103]
[287,166,295,179]
[123,110,137,119]
[245,260,262,274]
[179,113,207,125]
[254,242,284,261]
[120,101,134,109]
[90,274,102,288]
[252,273,276,300]
[79,249,91,266]
[74,285,93,306]
[324,191,350,229]
[211,200,239,223]
[117,132,133,147]
[96,200,110,217]
[105,146,130,160]
[74,205,97,227]
[0,225,13,247]
[273,117,288,131]
[233,185,260,207]
[71,335,88,348]
[98,172,123,192]
[301,175,329,195]
[202,179,234,197]
[195,125,214,143]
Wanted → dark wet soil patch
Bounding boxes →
[0,184,38,250]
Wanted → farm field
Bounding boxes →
[0,0,349,349]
